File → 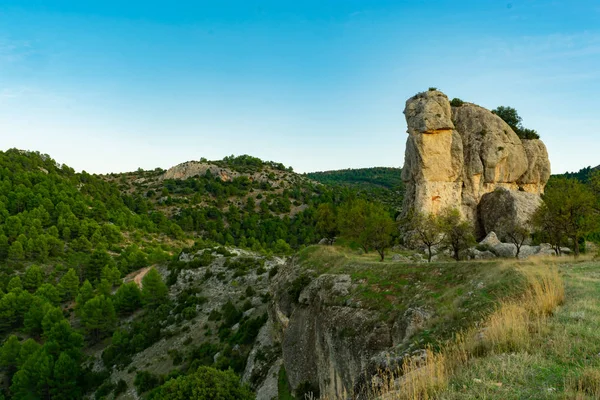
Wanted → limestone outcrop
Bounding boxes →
[401,90,550,236]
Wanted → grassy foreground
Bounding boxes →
[368,257,600,400]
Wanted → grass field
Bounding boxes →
[438,260,600,399]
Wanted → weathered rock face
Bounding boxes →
[402,90,550,236]
[478,188,542,241]
[267,262,428,399]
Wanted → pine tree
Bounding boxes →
[24,298,53,338]
[10,349,52,400]
[35,284,61,306]
[8,241,24,261]
[141,268,168,308]
[7,276,23,293]
[23,265,43,292]
[75,280,94,316]
[114,282,142,315]
[50,353,80,400]
[96,279,112,297]
[58,269,79,302]
[0,335,21,378]
[80,295,117,341]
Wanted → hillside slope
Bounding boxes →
[306,167,404,208]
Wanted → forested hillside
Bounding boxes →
[103,155,379,253]
[553,165,600,183]
[306,167,404,208]
[0,149,402,399]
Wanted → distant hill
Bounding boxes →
[306,167,404,208]
[553,165,600,183]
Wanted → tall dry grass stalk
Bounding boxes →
[366,263,565,400]
[372,349,447,400]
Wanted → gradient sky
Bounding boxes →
[1,1,599,174]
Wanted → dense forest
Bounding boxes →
[0,149,400,399]
[306,167,404,208]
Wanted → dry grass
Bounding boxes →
[365,262,565,400]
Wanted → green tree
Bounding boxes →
[113,282,142,315]
[141,268,168,308]
[8,241,24,261]
[86,249,113,283]
[491,106,521,130]
[338,199,371,252]
[7,276,23,293]
[0,335,21,378]
[35,284,61,306]
[365,204,395,261]
[101,265,121,287]
[17,339,41,368]
[501,218,530,258]
[24,298,53,338]
[533,177,598,256]
[23,265,43,292]
[440,208,475,261]
[80,295,117,342]
[148,366,254,400]
[492,106,540,140]
[50,353,80,400]
[10,348,53,400]
[405,211,444,262]
[59,269,80,301]
[75,280,94,315]
[96,279,113,297]
[316,203,339,245]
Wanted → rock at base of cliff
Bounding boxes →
[479,231,501,247]
[492,243,517,258]
[479,188,542,240]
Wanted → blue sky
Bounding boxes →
[1,1,599,174]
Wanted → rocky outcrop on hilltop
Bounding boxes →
[401,90,550,236]
[161,161,240,181]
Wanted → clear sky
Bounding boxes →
[1,1,599,174]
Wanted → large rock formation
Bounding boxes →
[401,90,550,236]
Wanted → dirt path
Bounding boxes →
[125,266,151,288]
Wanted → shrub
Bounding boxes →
[428,87,438,91]
[148,366,254,400]
[134,371,163,395]
[288,275,312,303]
[296,381,321,399]
[450,98,464,107]
[114,379,127,397]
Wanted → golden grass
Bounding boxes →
[366,262,565,400]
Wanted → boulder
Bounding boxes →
[492,243,517,258]
[401,90,550,235]
[478,188,542,240]
[391,254,411,262]
[518,245,540,259]
[472,249,496,259]
[479,231,501,247]
[538,243,557,256]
